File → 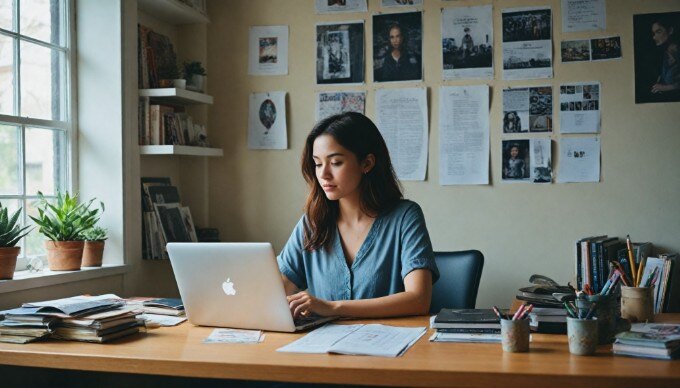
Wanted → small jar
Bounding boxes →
[500,318,530,353]
[620,286,654,323]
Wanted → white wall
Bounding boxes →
[206,0,680,309]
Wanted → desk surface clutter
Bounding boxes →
[1,315,679,387]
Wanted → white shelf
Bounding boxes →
[139,88,213,105]
[138,0,209,25]
[140,145,223,157]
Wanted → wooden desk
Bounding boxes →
[1,315,679,387]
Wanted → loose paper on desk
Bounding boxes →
[203,328,264,344]
[561,0,605,33]
[248,91,287,150]
[559,82,601,134]
[557,136,600,183]
[277,324,425,357]
[248,26,288,76]
[375,88,428,181]
[316,91,366,121]
[439,85,489,185]
[502,7,553,80]
[441,5,494,80]
[139,313,187,327]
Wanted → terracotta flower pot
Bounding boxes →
[82,241,105,267]
[45,241,84,271]
[0,246,20,279]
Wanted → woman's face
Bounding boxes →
[389,27,403,51]
[313,134,365,202]
[652,23,672,46]
[510,147,519,158]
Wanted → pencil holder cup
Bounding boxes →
[567,317,598,356]
[576,294,623,344]
[620,286,654,323]
[500,319,530,353]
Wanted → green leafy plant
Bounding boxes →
[83,226,108,241]
[183,61,207,77]
[29,191,104,241]
[0,203,32,247]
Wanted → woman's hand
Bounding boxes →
[287,291,337,318]
[651,83,676,93]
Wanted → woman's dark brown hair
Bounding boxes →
[300,112,402,251]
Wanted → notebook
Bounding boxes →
[166,242,337,332]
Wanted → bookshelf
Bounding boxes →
[140,145,222,156]
[139,88,214,105]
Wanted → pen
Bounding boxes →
[611,261,631,287]
[518,304,533,320]
[636,255,647,287]
[627,235,637,286]
[512,304,526,321]
[563,302,576,318]
[584,303,597,320]
[492,306,504,320]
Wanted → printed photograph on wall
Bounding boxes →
[315,0,367,14]
[441,5,493,80]
[634,12,680,104]
[561,40,590,62]
[316,21,365,84]
[316,91,366,121]
[502,86,552,133]
[502,140,530,181]
[259,37,278,63]
[248,26,288,76]
[502,7,553,80]
[382,0,422,7]
[590,36,622,61]
[373,11,423,82]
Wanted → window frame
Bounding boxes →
[0,0,77,271]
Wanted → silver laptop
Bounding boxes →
[166,242,336,332]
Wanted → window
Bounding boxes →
[0,0,72,270]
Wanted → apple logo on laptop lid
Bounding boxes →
[222,278,237,296]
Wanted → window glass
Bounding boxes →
[0,0,14,32]
[0,34,14,115]
[25,126,64,196]
[24,197,46,257]
[20,41,63,120]
[20,0,63,46]
[0,124,21,195]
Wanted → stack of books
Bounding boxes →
[429,309,501,343]
[140,298,185,316]
[527,305,567,334]
[141,177,198,260]
[613,323,680,360]
[0,295,144,344]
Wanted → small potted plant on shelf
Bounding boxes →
[30,191,103,271]
[183,61,207,92]
[81,226,108,267]
[172,65,186,89]
[0,203,32,280]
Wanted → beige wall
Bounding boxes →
[207,0,680,308]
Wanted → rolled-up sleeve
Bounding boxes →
[277,216,308,290]
[399,203,439,283]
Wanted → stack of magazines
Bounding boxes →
[429,309,501,343]
[613,323,680,360]
[0,295,144,344]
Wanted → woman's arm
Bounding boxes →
[281,274,300,296]
[287,269,432,318]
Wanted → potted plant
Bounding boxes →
[30,191,103,271]
[0,203,32,279]
[183,61,207,92]
[81,226,108,267]
[172,65,186,89]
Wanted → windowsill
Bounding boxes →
[0,264,130,294]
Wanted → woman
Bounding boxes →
[278,112,439,319]
[377,23,420,82]
[503,111,521,133]
[650,18,679,95]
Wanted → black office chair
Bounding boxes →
[429,250,484,314]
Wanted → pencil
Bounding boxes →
[492,306,504,320]
[636,256,647,287]
[627,235,637,286]
[512,304,526,321]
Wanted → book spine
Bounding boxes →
[583,241,592,288]
[576,240,582,290]
[591,241,600,292]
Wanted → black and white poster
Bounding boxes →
[502,86,553,133]
[502,7,553,80]
[441,5,493,80]
[382,0,422,7]
[560,82,601,134]
[373,11,423,82]
[634,12,680,104]
[316,21,365,84]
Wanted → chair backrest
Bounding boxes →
[430,250,484,314]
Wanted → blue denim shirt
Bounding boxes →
[277,200,439,301]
